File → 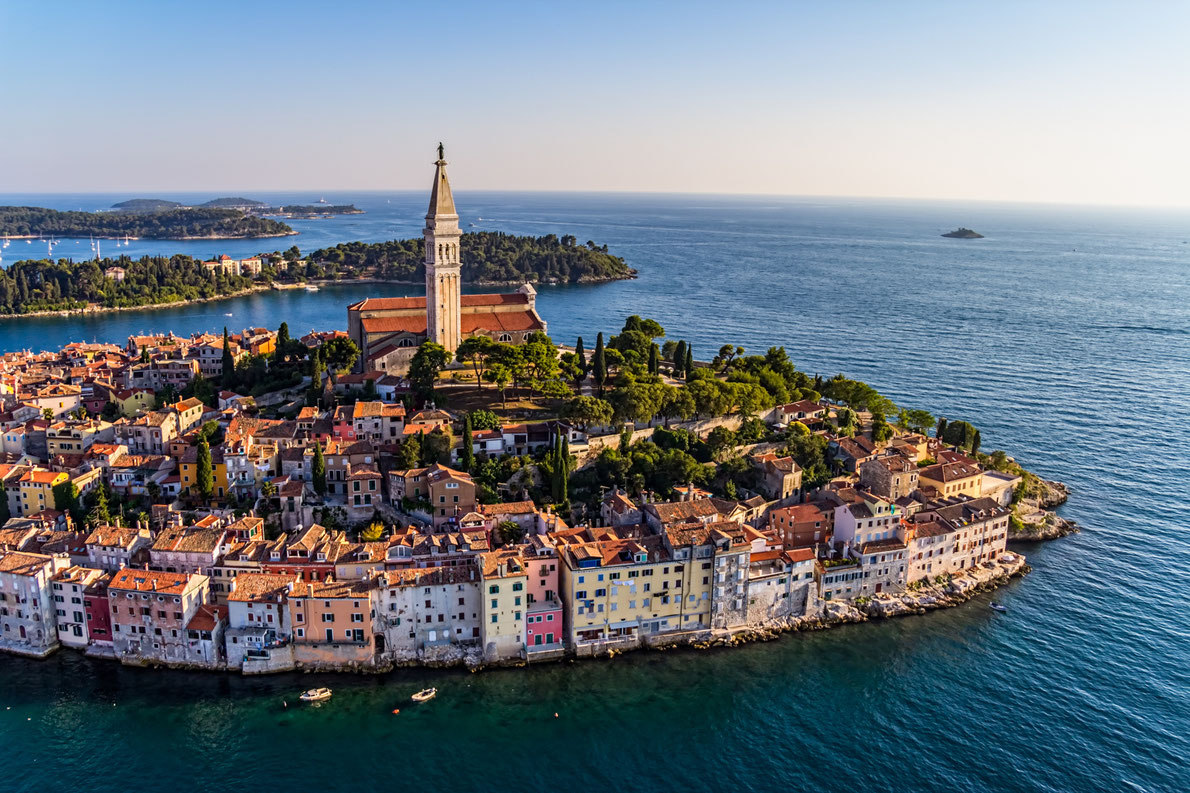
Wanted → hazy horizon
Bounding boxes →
[2,1,1188,208]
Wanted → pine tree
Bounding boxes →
[673,340,687,378]
[461,414,475,472]
[593,332,607,396]
[196,438,214,498]
[684,345,694,380]
[312,443,327,496]
[648,343,660,375]
[221,327,236,388]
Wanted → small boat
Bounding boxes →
[989,602,1007,613]
[468,222,477,227]
[304,285,320,292]
[411,687,437,703]
[224,312,233,317]
[299,687,332,703]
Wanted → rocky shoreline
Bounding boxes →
[698,553,1030,649]
[1010,478,1078,541]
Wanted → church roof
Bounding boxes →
[427,154,457,220]
[350,293,530,312]
[360,306,544,336]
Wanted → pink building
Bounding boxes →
[523,550,563,655]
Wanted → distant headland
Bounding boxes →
[0,205,296,241]
[113,197,363,219]
[942,227,984,239]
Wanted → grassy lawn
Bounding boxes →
[435,378,565,420]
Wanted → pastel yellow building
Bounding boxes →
[558,533,710,654]
[179,445,230,498]
[18,469,68,516]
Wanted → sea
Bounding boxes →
[0,192,1187,793]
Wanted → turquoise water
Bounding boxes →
[1,193,1188,792]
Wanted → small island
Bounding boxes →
[0,206,295,241]
[266,204,365,219]
[942,227,984,239]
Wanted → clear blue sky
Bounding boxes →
[2,1,1187,205]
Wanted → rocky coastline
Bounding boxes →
[699,552,1030,649]
[1010,478,1079,541]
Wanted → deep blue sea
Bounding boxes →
[1,192,1188,793]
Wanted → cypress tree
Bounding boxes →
[312,443,327,496]
[673,340,687,378]
[574,336,586,372]
[560,436,570,505]
[971,429,981,456]
[196,438,214,498]
[592,332,607,396]
[936,417,947,440]
[278,322,290,347]
[648,343,660,375]
[461,414,475,472]
[88,483,110,527]
[221,327,236,388]
[684,345,694,380]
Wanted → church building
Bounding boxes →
[347,145,547,374]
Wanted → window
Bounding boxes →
[511,582,523,591]
[490,615,498,623]
[488,585,499,594]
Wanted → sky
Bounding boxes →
[1,1,1188,206]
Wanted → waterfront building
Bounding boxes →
[51,565,104,648]
[522,543,564,658]
[183,604,227,668]
[744,546,818,622]
[377,564,481,663]
[905,497,1010,583]
[558,533,684,654]
[289,577,378,669]
[108,568,210,666]
[0,550,67,657]
[225,571,298,671]
[83,573,113,650]
[478,549,528,663]
[347,146,546,373]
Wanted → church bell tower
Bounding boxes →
[425,142,462,353]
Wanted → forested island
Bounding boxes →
[0,231,633,315]
[267,204,364,218]
[310,231,635,283]
[0,254,258,314]
[0,206,294,240]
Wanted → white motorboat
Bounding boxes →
[299,687,333,703]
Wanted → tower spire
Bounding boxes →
[427,144,457,220]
